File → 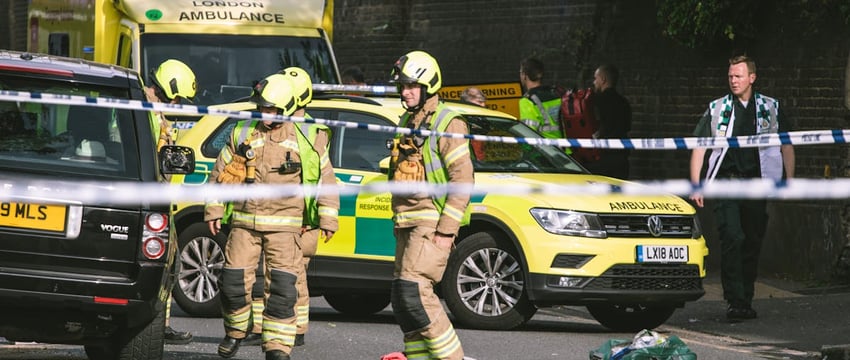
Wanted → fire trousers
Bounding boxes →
[220,227,302,354]
[391,226,464,360]
[249,229,318,335]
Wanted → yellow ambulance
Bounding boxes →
[170,92,709,332]
[27,0,340,108]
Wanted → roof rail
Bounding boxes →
[312,84,399,96]
[312,94,383,105]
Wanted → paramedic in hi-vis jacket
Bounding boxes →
[689,55,794,322]
[205,73,339,360]
[382,50,473,360]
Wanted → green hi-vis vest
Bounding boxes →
[519,92,571,154]
[222,116,330,226]
[397,103,471,226]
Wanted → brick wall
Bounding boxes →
[334,0,850,282]
[334,0,850,180]
[0,0,28,51]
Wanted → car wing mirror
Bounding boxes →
[159,145,195,175]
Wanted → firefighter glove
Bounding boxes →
[394,153,425,182]
[157,121,173,150]
[218,155,248,184]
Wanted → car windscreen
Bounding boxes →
[141,33,338,105]
[0,78,141,179]
[466,116,587,174]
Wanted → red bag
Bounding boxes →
[560,87,600,164]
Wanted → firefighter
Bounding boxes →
[145,59,197,151]
[382,50,473,360]
[205,73,339,360]
[244,66,328,348]
[145,58,196,345]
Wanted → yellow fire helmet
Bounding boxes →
[151,59,197,102]
[390,50,442,96]
[281,66,313,107]
[250,73,298,116]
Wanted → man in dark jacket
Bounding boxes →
[587,64,632,179]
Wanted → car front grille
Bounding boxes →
[599,214,695,238]
[583,264,703,291]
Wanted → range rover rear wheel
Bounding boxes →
[442,232,537,330]
[172,222,227,317]
[586,303,676,332]
[85,306,165,360]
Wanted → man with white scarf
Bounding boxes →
[689,54,795,321]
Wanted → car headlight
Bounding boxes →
[692,214,703,239]
[529,208,607,238]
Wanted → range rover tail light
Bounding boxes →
[141,212,169,260]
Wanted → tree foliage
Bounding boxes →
[657,0,850,48]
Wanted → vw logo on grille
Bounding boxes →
[647,215,663,237]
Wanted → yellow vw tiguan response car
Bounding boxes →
[170,94,707,332]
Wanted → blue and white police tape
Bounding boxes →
[0,178,847,206]
[0,90,845,150]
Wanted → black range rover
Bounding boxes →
[0,51,192,360]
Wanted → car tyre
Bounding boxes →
[324,293,391,315]
[586,303,676,332]
[84,305,165,360]
[442,232,537,330]
[172,222,227,317]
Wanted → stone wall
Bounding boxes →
[333,0,850,283]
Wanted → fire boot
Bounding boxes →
[265,350,291,360]
[164,326,193,345]
[217,336,242,358]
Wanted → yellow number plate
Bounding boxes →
[0,202,67,232]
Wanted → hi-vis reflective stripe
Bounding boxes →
[443,145,469,167]
[442,204,466,223]
[221,146,234,163]
[318,206,338,218]
[262,321,296,345]
[231,212,302,227]
[248,138,264,149]
[278,139,299,151]
[251,300,264,330]
[224,308,251,331]
[0,90,844,150]
[426,325,462,359]
[539,124,560,132]
[296,305,309,327]
[403,339,430,360]
[320,151,330,168]
[394,209,440,225]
